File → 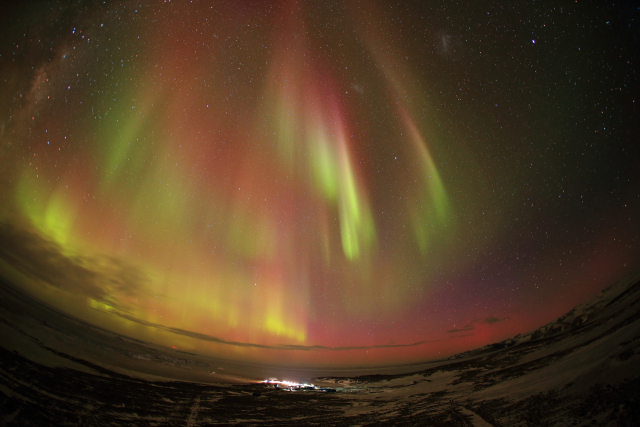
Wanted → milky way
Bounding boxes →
[1,1,638,368]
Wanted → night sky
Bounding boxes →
[1,0,639,369]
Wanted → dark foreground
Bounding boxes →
[1,344,639,426]
[2,273,640,426]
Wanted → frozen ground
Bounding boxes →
[1,272,640,426]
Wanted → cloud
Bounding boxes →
[446,316,507,334]
[450,333,474,339]
[94,307,434,352]
[0,221,436,353]
[446,325,475,333]
[0,221,149,313]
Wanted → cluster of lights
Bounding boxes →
[261,379,317,389]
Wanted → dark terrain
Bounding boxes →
[2,272,640,426]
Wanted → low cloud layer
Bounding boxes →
[0,222,149,314]
[0,221,434,352]
[108,308,434,351]
[446,316,508,334]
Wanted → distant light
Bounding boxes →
[532,39,535,44]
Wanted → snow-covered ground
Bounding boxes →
[2,272,640,425]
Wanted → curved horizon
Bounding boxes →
[1,0,639,370]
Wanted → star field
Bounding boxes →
[0,0,638,369]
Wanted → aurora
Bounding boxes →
[1,0,638,371]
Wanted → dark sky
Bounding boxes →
[1,0,639,369]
